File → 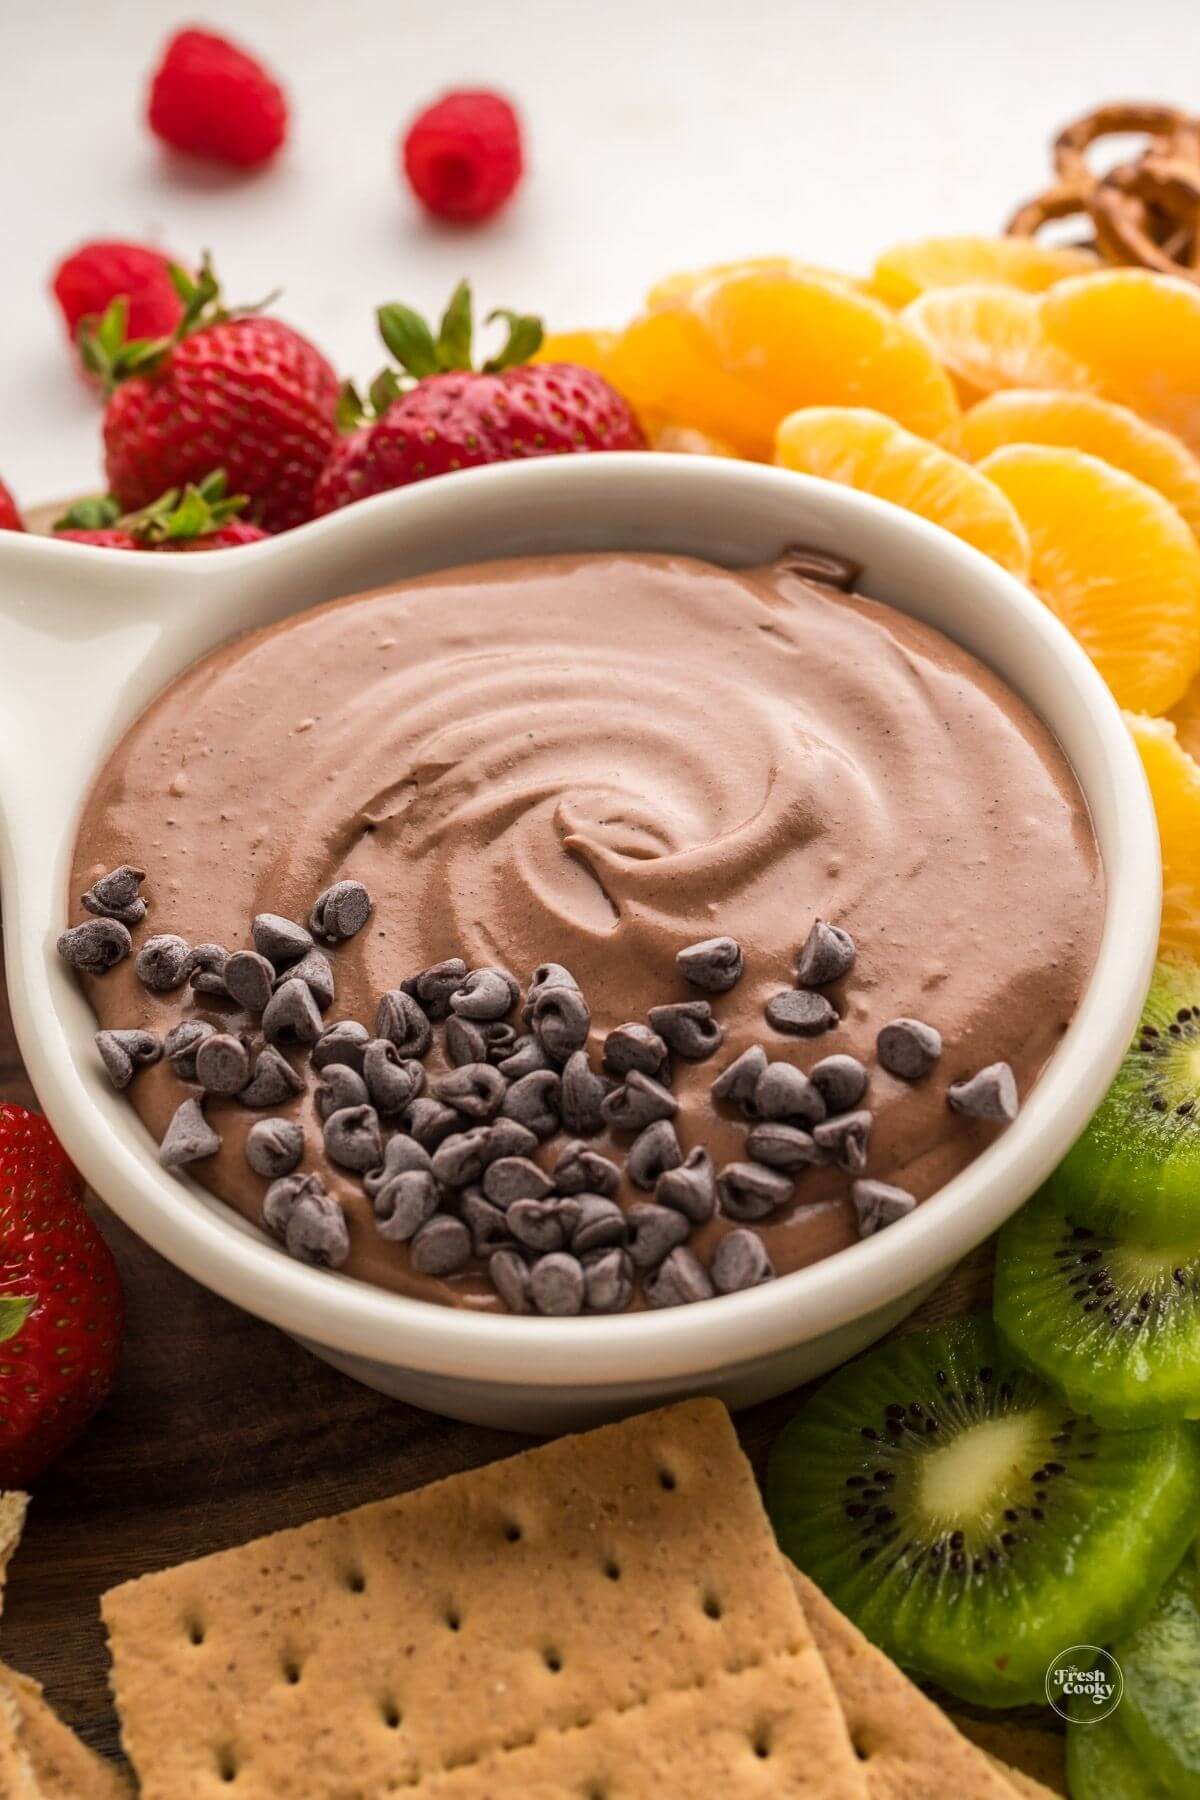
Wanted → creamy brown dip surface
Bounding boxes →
[70,552,1104,1310]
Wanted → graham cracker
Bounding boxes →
[104,1400,864,1799]
[955,1720,1067,1796]
[789,1567,1055,1800]
[0,1664,131,1798]
[0,1493,28,1617]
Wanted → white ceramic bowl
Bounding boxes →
[0,456,1159,1431]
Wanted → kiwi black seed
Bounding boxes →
[1053,958,1200,1244]
[765,1316,1200,1706]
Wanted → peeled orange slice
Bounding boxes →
[1041,270,1200,458]
[1169,671,1200,765]
[649,423,738,456]
[775,406,1030,576]
[872,236,1097,308]
[535,330,621,382]
[956,390,1200,539]
[903,285,1089,407]
[979,445,1200,714]
[1125,712,1200,959]
[648,259,866,311]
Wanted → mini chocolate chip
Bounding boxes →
[508,1198,569,1254]
[481,1022,518,1065]
[163,1019,214,1082]
[285,948,336,1012]
[601,1070,678,1133]
[745,1121,824,1172]
[410,1213,472,1276]
[710,1044,768,1110]
[877,1018,943,1081]
[795,919,856,986]
[315,1062,370,1121]
[718,1161,794,1221]
[445,1015,488,1067]
[530,984,591,1060]
[363,1133,433,1199]
[948,1063,1019,1123]
[583,1246,634,1313]
[711,1229,775,1293]
[376,989,433,1058]
[238,1045,305,1109]
[251,913,313,969]
[262,1170,324,1238]
[460,1190,514,1256]
[523,962,581,1027]
[529,1252,585,1316]
[95,1028,160,1090]
[559,1051,611,1136]
[479,1117,539,1163]
[83,892,146,929]
[647,1001,724,1062]
[263,977,324,1048]
[553,1141,621,1197]
[812,1108,872,1173]
[766,989,838,1037]
[159,1096,220,1168]
[187,943,230,997]
[134,932,188,989]
[431,1127,493,1189]
[676,935,744,994]
[375,1170,440,1242]
[362,1039,424,1115]
[497,1034,552,1080]
[778,545,862,589]
[285,1189,350,1269]
[490,1249,533,1314]
[655,1146,716,1222]
[309,879,372,944]
[625,1118,683,1190]
[433,1062,508,1122]
[602,1022,670,1081]
[223,950,276,1013]
[501,1069,561,1138]
[483,1156,554,1207]
[568,1195,628,1254]
[59,917,135,977]
[81,864,146,922]
[450,968,518,1023]
[403,1097,461,1150]
[323,1104,383,1173]
[626,1202,690,1269]
[644,1247,714,1308]
[311,1020,370,1073]
[809,1053,869,1115]
[245,1118,304,1180]
[753,1062,825,1127]
[400,958,468,1020]
[194,1032,251,1097]
[851,1179,917,1237]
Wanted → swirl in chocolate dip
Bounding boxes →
[69,552,1104,1310]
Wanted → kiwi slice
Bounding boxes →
[1117,1549,1200,1793]
[994,1180,1200,1426]
[1067,1709,1171,1800]
[1054,958,1200,1244]
[765,1316,1200,1706]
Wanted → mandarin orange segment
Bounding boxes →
[648,259,866,311]
[606,308,784,459]
[775,406,1030,576]
[535,330,621,382]
[903,285,1090,407]
[872,235,1097,308]
[955,389,1200,538]
[979,445,1200,713]
[649,423,738,456]
[1125,712,1200,959]
[1168,670,1200,764]
[1040,269,1200,458]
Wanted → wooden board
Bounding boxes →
[0,931,994,1773]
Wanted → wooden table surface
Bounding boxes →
[0,930,992,1770]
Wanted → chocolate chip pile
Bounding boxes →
[60,868,1019,1317]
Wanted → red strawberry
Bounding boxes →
[147,27,287,169]
[84,260,339,533]
[403,90,523,224]
[0,1104,124,1486]
[314,283,644,515]
[54,470,271,551]
[51,241,184,370]
[0,479,23,532]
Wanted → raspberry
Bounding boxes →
[0,479,23,532]
[402,90,523,224]
[51,240,184,353]
[147,28,287,169]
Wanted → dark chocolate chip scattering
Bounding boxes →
[187,943,230,997]
[553,1141,621,1197]
[159,1096,220,1168]
[312,1020,370,1073]
[238,1045,305,1109]
[626,1202,690,1269]
[285,948,336,1012]
[460,1189,513,1256]
[795,919,856,987]
[717,1161,794,1221]
[134,932,190,990]
[644,1247,714,1308]
[765,988,838,1037]
[851,1178,917,1237]
[812,1108,872,1174]
[500,1069,561,1138]
[163,1019,214,1082]
[600,1070,678,1133]
[559,1051,611,1136]
[284,1188,350,1269]
[445,1015,488,1067]
[655,1146,716,1222]
[523,962,580,1027]
[508,1197,569,1253]
[322,1103,383,1173]
[529,1252,585,1316]
[583,1247,634,1313]
[625,1118,683,1189]
[431,1127,492,1190]
[602,1022,670,1081]
[95,1028,160,1090]
[410,1214,471,1277]
[251,913,313,969]
[676,935,744,994]
[530,983,591,1059]
[223,950,277,1014]
[480,1117,539,1163]
[362,1039,424,1115]
[712,1229,775,1293]
[809,1053,868,1116]
[567,1195,628,1254]
[497,1034,551,1081]
[433,1062,508,1122]
[450,968,518,1023]
[363,1133,432,1200]
[948,1062,1019,1122]
[309,879,372,944]
[402,958,468,1021]
[745,1121,824,1172]
[262,1170,323,1239]
[710,1044,768,1110]
[753,1062,825,1127]
[194,1032,251,1097]
[375,1170,439,1243]
[245,1117,304,1180]
[375,989,433,1058]
[647,1000,724,1062]
[262,977,325,1048]
[877,1017,943,1082]
[315,1062,370,1122]
[489,1249,532,1314]
[483,1155,554,1206]
[403,1097,461,1151]
[82,864,147,927]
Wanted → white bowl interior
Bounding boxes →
[0,456,1160,1390]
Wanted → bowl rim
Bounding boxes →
[0,454,1160,1387]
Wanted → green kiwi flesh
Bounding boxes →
[1054,958,1200,1245]
[1116,1547,1200,1794]
[994,1180,1200,1426]
[1067,1708,1171,1800]
[765,1317,1200,1707]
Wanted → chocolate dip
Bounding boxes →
[69,553,1104,1310]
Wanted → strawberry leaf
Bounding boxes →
[0,1296,34,1344]
[336,380,368,430]
[54,495,122,532]
[435,280,474,372]
[483,308,544,373]
[377,304,440,379]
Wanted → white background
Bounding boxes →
[0,0,1193,508]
